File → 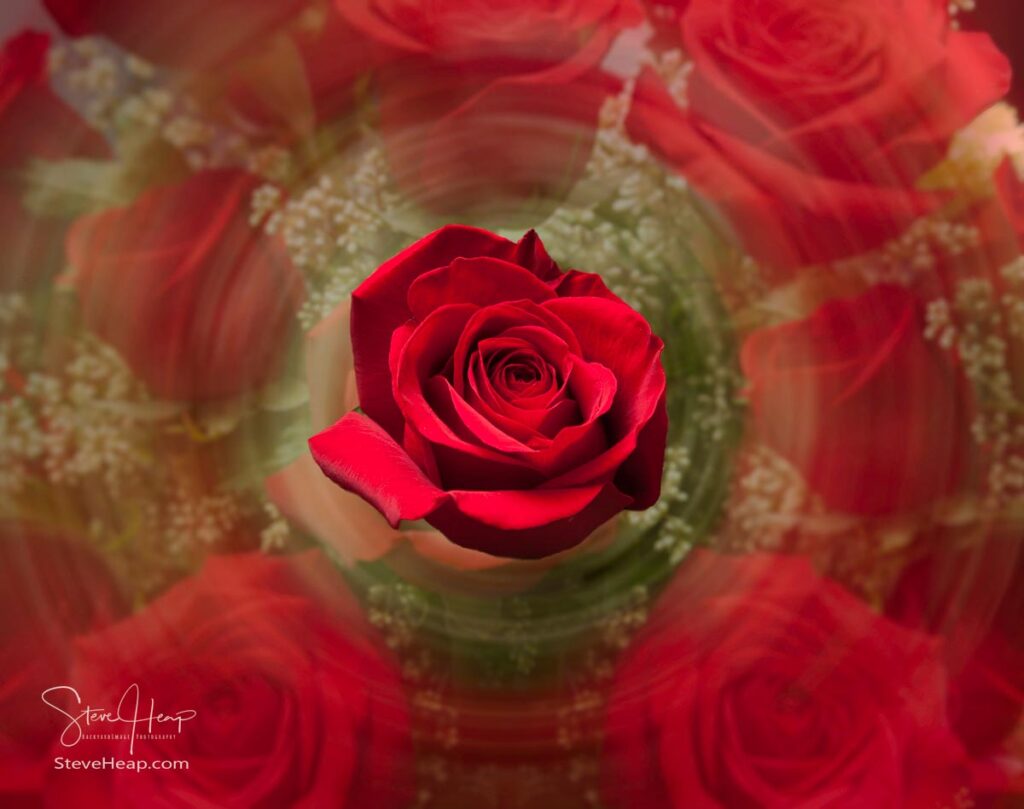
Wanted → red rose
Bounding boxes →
[308,225,667,559]
[196,7,397,143]
[886,539,1024,766]
[641,0,690,51]
[44,552,413,809]
[336,0,642,214]
[741,284,972,516]
[43,0,308,70]
[67,169,304,401]
[0,524,125,808]
[0,31,108,172]
[602,549,969,809]
[0,30,108,291]
[967,0,1024,112]
[290,8,400,128]
[626,0,1010,272]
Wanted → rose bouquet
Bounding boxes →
[1,0,1023,806]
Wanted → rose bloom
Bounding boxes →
[267,298,519,573]
[741,284,972,516]
[43,0,309,70]
[268,296,629,578]
[602,549,970,809]
[0,523,125,808]
[308,225,667,559]
[0,30,108,291]
[266,301,624,589]
[44,552,413,809]
[67,169,304,402]
[626,0,1010,273]
[336,0,642,214]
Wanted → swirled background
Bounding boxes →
[1,1,1023,807]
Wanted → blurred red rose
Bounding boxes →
[43,0,309,70]
[336,0,642,215]
[0,523,125,809]
[641,0,689,51]
[205,7,398,143]
[626,0,1010,273]
[0,30,108,291]
[44,552,413,808]
[967,0,1024,112]
[67,169,304,401]
[602,549,969,809]
[910,159,1024,303]
[291,7,398,127]
[309,225,666,559]
[887,537,1024,795]
[741,284,972,516]
[996,160,1024,247]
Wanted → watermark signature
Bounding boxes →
[53,756,189,771]
[41,684,197,756]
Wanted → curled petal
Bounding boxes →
[353,225,523,433]
[308,412,446,527]
[407,256,556,320]
[432,484,632,558]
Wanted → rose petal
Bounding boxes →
[463,325,573,399]
[553,269,627,302]
[268,444,504,571]
[451,485,608,529]
[467,351,577,442]
[425,375,531,454]
[529,297,666,498]
[452,301,582,388]
[512,229,561,281]
[626,68,940,271]
[407,256,557,320]
[352,224,523,434]
[430,483,632,558]
[394,304,542,481]
[543,296,665,436]
[565,354,617,423]
[543,383,665,497]
[612,390,668,509]
[308,412,446,527]
[430,350,615,479]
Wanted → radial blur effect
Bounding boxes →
[1,1,1023,807]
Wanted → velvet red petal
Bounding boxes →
[352,225,523,434]
[407,256,556,320]
[308,412,446,528]
[431,484,631,558]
